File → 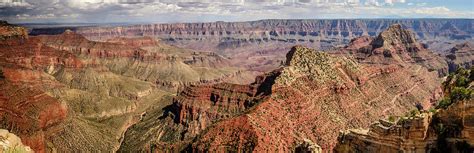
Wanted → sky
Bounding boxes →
[0,0,473,23]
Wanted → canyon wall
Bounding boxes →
[29,19,472,50]
[29,19,473,72]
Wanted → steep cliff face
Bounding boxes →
[334,68,473,153]
[120,24,444,151]
[446,42,474,73]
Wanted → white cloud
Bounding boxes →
[414,6,450,14]
[0,0,472,23]
[416,2,426,6]
[0,0,32,7]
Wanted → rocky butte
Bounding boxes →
[333,24,449,76]
[119,24,446,152]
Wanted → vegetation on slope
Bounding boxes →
[436,67,473,109]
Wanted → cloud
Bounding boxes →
[0,0,32,7]
[414,6,450,15]
[0,0,472,23]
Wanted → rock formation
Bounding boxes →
[0,129,33,153]
[334,67,473,153]
[446,42,474,73]
[335,24,448,76]
[0,21,28,41]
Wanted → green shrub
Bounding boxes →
[436,97,452,109]
[388,116,396,122]
[455,76,468,87]
[450,87,472,102]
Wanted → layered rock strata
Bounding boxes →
[446,42,474,73]
[29,19,473,72]
[334,24,448,76]
[334,68,473,152]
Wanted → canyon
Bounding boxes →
[0,19,472,152]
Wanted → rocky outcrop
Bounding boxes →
[446,42,474,73]
[0,21,28,41]
[0,129,33,153]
